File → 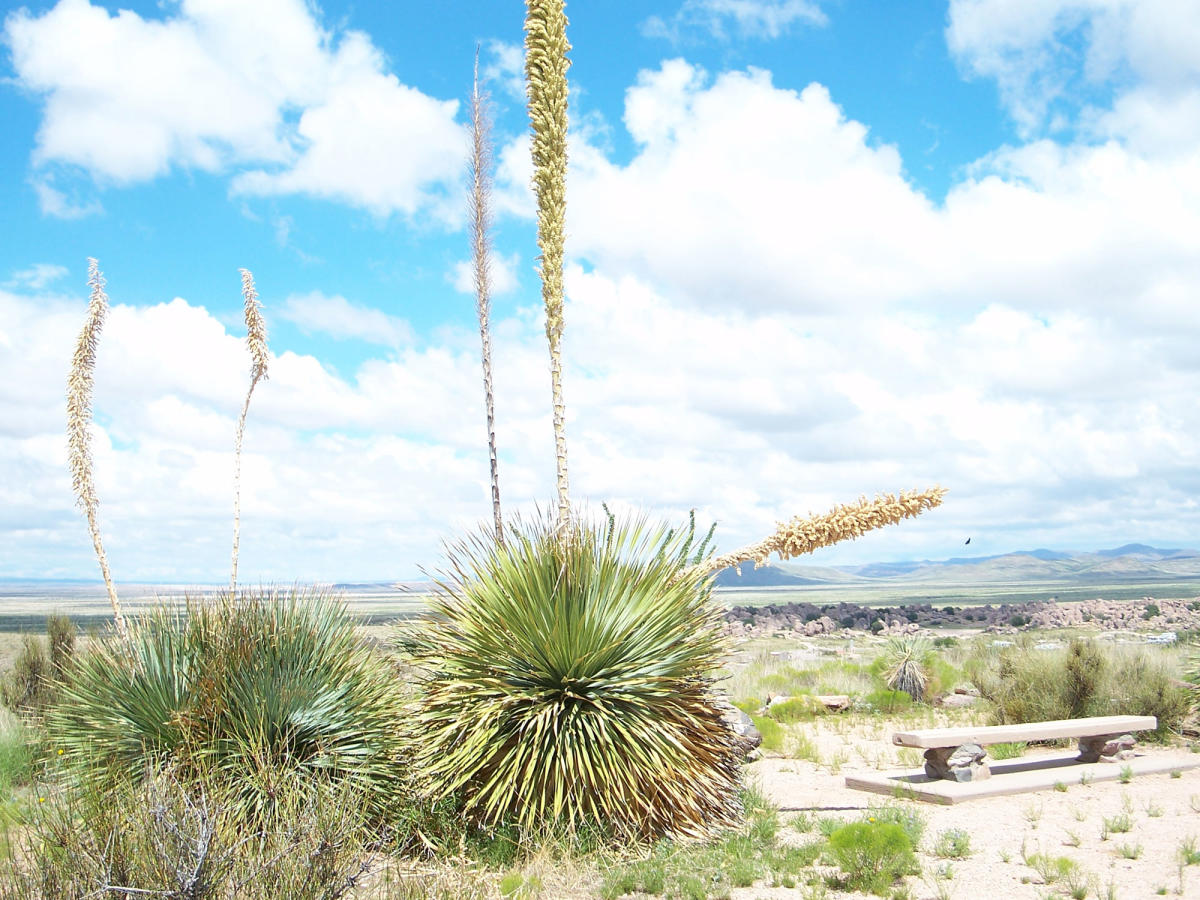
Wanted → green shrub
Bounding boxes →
[862,689,913,714]
[49,590,417,831]
[828,821,917,894]
[990,741,1027,760]
[407,514,741,840]
[865,804,926,849]
[769,696,825,723]
[0,708,34,796]
[752,714,785,752]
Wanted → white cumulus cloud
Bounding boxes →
[4,0,465,218]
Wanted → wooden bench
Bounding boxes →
[892,715,1157,782]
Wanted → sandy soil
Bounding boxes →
[742,746,1200,899]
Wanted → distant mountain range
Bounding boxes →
[713,544,1200,587]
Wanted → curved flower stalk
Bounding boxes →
[691,486,947,577]
[525,0,571,538]
[67,259,127,640]
[230,268,269,592]
[470,48,504,544]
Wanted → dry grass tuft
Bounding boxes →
[66,258,126,639]
[696,486,947,576]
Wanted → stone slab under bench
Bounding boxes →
[844,750,1200,804]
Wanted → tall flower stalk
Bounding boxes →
[67,259,127,640]
[230,269,269,592]
[470,47,504,544]
[525,0,571,537]
[693,487,947,577]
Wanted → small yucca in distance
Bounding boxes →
[881,634,932,702]
[405,512,741,840]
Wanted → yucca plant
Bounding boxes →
[469,48,504,544]
[880,635,932,702]
[67,258,126,639]
[406,512,741,840]
[48,589,416,828]
[230,268,270,592]
[526,0,572,536]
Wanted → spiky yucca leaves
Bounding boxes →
[695,487,946,576]
[525,0,572,535]
[407,513,741,841]
[231,268,269,591]
[49,590,414,828]
[470,48,504,544]
[67,259,126,639]
[881,635,932,702]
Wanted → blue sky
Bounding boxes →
[3,0,1200,583]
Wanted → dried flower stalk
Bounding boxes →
[230,268,269,592]
[692,487,947,577]
[525,0,571,538]
[67,259,127,639]
[471,47,504,545]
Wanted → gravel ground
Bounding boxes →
[744,747,1200,899]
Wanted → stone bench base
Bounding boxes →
[1077,733,1136,763]
[924,744,990,782]
[923,733,1139,782]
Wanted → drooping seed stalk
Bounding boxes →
[230,268,269,592]
[691,486,947,577]
[470,47,504,545]
[525,0,571,539]
[67,259,127,640]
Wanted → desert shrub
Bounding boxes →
[406,513,741,840]
[925,655,963,698]
[880,636,932,702]
[932,827,971,858]
[969,640,1189,735]
[46,613,76,680]
[2,616,77,722]
[49,590,419,832]
[0,764,378,899]
[827,821,917,894]
[1,634,54,716]
[0,707,34,796]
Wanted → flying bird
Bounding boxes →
[964,537,971,545]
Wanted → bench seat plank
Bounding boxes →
[892,715,1156,749]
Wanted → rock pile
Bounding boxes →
[724,596,1200,636]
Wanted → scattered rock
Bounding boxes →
[715,699,762,759]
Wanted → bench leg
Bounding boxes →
[1077,733,1136,763]
[924,743,991,782]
